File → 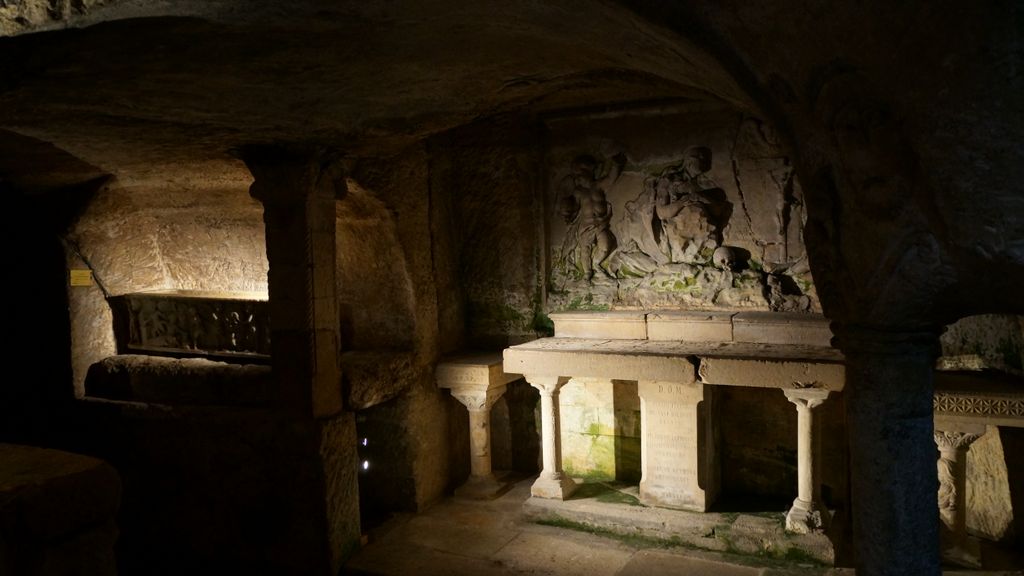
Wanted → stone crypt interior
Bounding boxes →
[1,1,1022,575]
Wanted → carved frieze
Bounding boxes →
[112,292,271,359]
[933,393,1024,418]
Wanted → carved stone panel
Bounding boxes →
[111,291,271,360]
[544,107,816,312]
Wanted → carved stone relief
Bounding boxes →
[113,293,271,359]
[546,109,817,312]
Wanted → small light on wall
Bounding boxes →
[361,438,368,447]
[362,460,370,471]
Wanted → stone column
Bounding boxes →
[244,147,359,573]
[783,388,830,533]
[638,381,718,511]
[448,387,506,497]
[933,422,984,565]
[436,353,520,499]
[526,375,576,499]
[836,326,941,576]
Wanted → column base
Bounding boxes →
[455,472,515,500]
[531,473,578,500]
[785,498,830,534]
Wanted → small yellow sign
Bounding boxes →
[69,269,94,287]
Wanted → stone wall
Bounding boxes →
[940,314,1024,375]
[65,167,267,393]
[428,117,545,347]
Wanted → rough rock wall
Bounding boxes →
[940,314,1024,375]
[429,117,545,347]
[545,105,817,312]
[64,173,267,393]
[347,144,465,514]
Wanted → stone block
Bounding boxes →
[435,352,521,389]
[638,381,718,511]
[504,343,695,383]
[549,312,647,339]
[698,357,845,391]
[646,311,734,342]
[732,312,832,347]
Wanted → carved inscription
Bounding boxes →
[639,381,706,509]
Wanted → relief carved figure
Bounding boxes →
[555,153,626,280]
[625,146,731,267]
[653,146,729,263]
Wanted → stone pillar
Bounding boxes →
[244,147,359,573]
[526,375,576,499]
[933,421,984,566]
[836,326,941,576]
[245,147,345,418]
[436,353,520,499]
[638,381,718,511]
[783,388,831,533]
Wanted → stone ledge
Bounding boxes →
[85,354,272,406]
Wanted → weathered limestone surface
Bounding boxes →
[966,427,1016,544]
[430,121,543,347]
[560,378,641,482]
[550,312,647,339]
[336,181,417,352]
[698,357,844,391]
[84,354,272,405]
[638,381,718,511]
[436,352,521,499]
[0,443,121,576]
[646,311,733,342]
[341,350,416,410]
[940,315,1023,376]
[732,312,833,347]
[64,176,268,392]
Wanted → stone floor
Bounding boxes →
[343,476,1023,576]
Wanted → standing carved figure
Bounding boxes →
[556,153,625,281]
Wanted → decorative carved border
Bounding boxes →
[933,392,1024,418]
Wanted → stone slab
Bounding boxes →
[646,311,734,342]
[505,345,696,383]
[732,312,832,347]
[638,382,717,511]
[436,352,521,389]
[550,312,648,340]
[698,357,845,391]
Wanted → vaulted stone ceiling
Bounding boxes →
[0,0,749,189]
[1,0,1021,321]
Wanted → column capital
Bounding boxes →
[449,385,507,412]
[524,375,569,395]
[783,387,830,409]
[242,145,346,205]
[933,429,983,451]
